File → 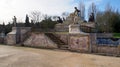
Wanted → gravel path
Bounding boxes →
[0,45,120,67]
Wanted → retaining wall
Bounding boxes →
[69,34,90,52]
[55,33,120,55]
[90,33,120,55]
[54,33,69,45]
[23,33,58,48]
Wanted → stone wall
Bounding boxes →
[97,33,113,38]
[54,33,69,45]
[54,33,91,53]
[92,45,120,55]
[90,33,120,55]
[0,37,5,44]
[97,46,119,54]
[6,34,16,45]
[55,24,69,32]
[69,34,90,52]
[66,33,120,55]
[12,27,31,32]
[23,33,58,48]
[0,32,5,44]
[6,27,31,45]
[6,30,120,55]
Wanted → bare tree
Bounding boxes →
[43,14,51,20]
[30,11,42,23]
[78,1,85,20]
[61,12,69,19]
[52,16,59,21]
[105,3,113,12]
[88,3,97,21]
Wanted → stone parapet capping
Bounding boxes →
[12,27,31,32]
[96,33,113,38]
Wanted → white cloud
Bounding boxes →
[0,0,76,24]
[0,0,103,24]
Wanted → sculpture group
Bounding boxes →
[73,7,81,24]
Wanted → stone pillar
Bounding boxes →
[16,27,21,44]
[69,24,88,35]
[69,24,80,34]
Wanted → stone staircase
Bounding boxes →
[45,33,68,49]
[21,32,32,46]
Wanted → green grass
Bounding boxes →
[113,33,120,38]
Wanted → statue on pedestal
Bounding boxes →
[73,7,81,24]
[57,17,63,24]
[73,7,80,24]
[74,7,80,17]
[12,16,17,27]
[88,13,95,22]
[69,7,88,34]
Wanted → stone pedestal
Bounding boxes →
[69,24,89,35]
[69,24,80,34]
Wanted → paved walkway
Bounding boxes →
[0,45,120,67]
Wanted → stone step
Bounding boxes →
[45,33,67,47]
[60,45,68,47]
[59,45,69,50]
[59,45,69,49]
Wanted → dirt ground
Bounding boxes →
[0,45,120,67]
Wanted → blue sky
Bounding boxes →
[0,0,119,24]
[96,0,120,11]
[74,0,120,11]
[73,0,120,20]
